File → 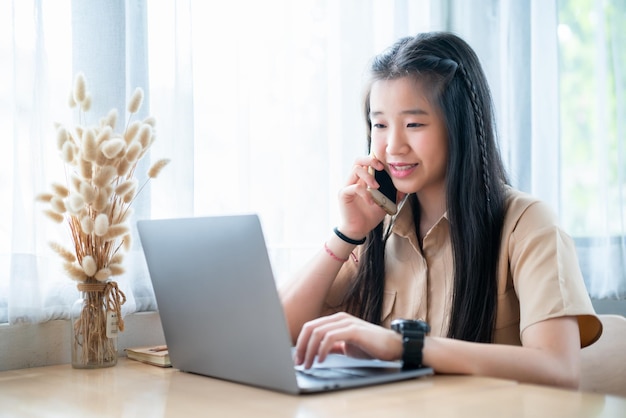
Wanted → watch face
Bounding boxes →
[391,319,430,333]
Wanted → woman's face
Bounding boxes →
[369,76,448,198]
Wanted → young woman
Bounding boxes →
[279,32,602,389]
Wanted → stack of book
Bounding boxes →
[125,345,171,367]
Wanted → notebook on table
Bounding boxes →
[137,214,433,395]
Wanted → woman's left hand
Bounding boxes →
[293,312,403,369]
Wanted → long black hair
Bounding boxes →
[343,32,509,343]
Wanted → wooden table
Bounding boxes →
[0,358,624,417]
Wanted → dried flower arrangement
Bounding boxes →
[36,73,169,368]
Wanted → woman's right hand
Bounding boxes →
[336,154,394,239]
[280,154,399,343]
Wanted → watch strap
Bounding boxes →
[400,328,425,369]
[391,319,429,370]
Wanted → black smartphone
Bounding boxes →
[368,169,398,215]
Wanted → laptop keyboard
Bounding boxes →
[297,367,369,380]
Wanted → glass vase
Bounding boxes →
[70,283,119,369]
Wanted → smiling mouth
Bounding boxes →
[389,163,418,171]
[388,163,418,179]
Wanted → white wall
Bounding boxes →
[2,303,621,372]
[0,312,165,371]
[593,300,626,317]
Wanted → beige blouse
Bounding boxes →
[324,187,602,347]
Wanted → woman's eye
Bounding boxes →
[407,123,423,128]
[372,123,386,129]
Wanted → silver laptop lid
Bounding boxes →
[137,215,300,393]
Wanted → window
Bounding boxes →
[2,0,623,325]
[0,0,432,324]
[558,0,626,298]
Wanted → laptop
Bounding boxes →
[137,214,433,394]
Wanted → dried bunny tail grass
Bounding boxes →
[138,124,152,148]
[104,184,114,198]
[94,267,112,282]
[36,192,53,202]
[109,263,125,276]
[102,137,126,159]
[93,189,109,212]
[134,144,149,164]
[43,76,171,290]
[125,142,142,162]
[106,109,118,129]
[94,213,110,236]
[93,165,118,188]
[61,141,75,163]
[117,207,134,224]
[117,158,132,177]
[103,224,130,241]
[70,173,82,193]
[143,116,156,127]
[122,234,132,252]
[127,88,144,114]
[65,262,87,282]
[82,129,98,162]
[67,193,85,214]
[68,90,77,108]
[124,120,141,145]
[95,148,109,167]
[127,159,169,206]
[49,242,76,263]
[81,255,97,277]
[80,215,94,234]
[51,183,70,198]
[44,209,65,223]
[96,126,112,145]
[148,158,170,179]
[73,72,87,104]
[81,93,92,112]
[56,127,69,150]
[80,158,93,181]
[50,197,66,213]
[122,186,136,203]
[115,179,136,196]
[110,253,124,265]
[109,204,123,223]
[79,182,96,204]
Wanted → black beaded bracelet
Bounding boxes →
[333,227,366,245]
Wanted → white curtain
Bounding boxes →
[433,0,626,299]
[0,0,433,324]
[556,0,626,299]
[2,0,75,324]
[1,0,623,325]
[145,0,435,281]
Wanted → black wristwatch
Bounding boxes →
[391,319,430,369]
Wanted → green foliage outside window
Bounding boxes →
[558,0,625,236]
